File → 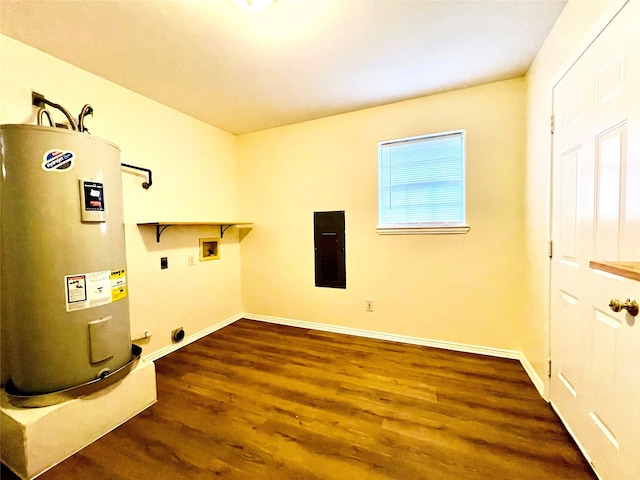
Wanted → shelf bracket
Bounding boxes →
[156,225,172,243]
[220,225,233,238]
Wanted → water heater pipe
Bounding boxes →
[121,163,153,189]
[37,108,55,127]
[78,104,94,133]
[31,91,78,131]
[132,331,152,341]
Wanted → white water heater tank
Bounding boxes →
[1,124,132,395]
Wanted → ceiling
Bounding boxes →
[0,0,567,135]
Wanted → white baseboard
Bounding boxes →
[517,351,546,399]
[143,311,547,401]
[143,313,242,363]
[242,312,545,398]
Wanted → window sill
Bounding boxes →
[376,225,470,235]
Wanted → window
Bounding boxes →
[377,130,469,235]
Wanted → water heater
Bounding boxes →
[1,124,133,398]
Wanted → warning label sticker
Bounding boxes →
[110,269,127,302]
[65,270,111,312]
[66,275,87,306]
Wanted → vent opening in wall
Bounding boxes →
[171,327,185,343]
[314,211,346,289]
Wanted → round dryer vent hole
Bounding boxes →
[171,327,185,343]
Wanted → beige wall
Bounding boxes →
[238,78,528,351]
[522,0,623,394]
[1,0,625,392]
[0,35,242,383]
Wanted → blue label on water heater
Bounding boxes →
[42,149,76,171]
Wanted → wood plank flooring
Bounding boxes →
[1,319,596,479]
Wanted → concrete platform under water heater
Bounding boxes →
[1,360,157,480]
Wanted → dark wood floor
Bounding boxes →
[2,319,596,480]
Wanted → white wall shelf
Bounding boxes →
[137,222,253,243]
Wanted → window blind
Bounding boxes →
[378,131,465,228]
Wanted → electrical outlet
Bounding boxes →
[161,257,168,269]
[365,299,374,312]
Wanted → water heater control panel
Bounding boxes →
[79,178,107,222]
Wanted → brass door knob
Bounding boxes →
[609,298,639,316]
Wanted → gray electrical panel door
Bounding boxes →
[314,211,346,289]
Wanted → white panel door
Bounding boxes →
[550,1,640,479]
